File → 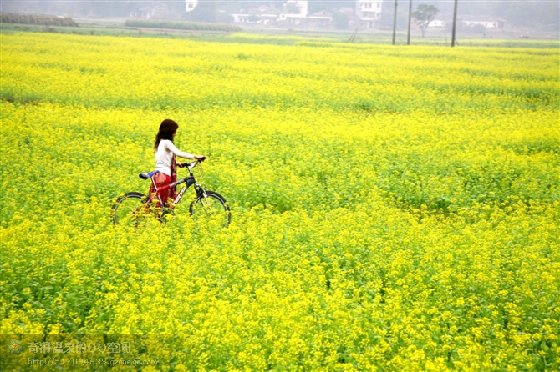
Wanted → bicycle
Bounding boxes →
[111,159,231,227]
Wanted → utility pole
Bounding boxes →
[451,0,458,47]
[407,0,412,45]
[392,0,398,45]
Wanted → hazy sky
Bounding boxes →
[1,0,558,30]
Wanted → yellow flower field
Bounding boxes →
[1,32,559,370]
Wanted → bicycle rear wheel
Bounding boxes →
[189,191,231,227]
[111,192,150,226]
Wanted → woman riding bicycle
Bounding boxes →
[152,119,205,206]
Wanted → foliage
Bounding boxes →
[124,19,241,32]
[412,4,439,37]
[1,32,559,370]
[0,12,78,27]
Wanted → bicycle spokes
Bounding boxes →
[189,192,231,227]
[112,193,157,227]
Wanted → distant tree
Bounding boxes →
[412,3,438,37]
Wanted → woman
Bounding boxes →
[151,118,205,206]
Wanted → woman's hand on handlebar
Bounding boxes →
[176,156,205,168]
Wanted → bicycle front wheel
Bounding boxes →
[189,191,231,227]
[111,192,150,226]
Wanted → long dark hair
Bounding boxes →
[154,119,179,150]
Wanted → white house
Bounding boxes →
[428,19,446,28]
[230,0,385,30]
[232,13,279,24]
[185,0,198,13]
[462,19,505,29]
[283,0,308,17]
[355,0,382,28]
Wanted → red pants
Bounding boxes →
[149,173,174,206]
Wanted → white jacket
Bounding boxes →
[155,139,195,176]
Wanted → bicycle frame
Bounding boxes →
[113,158,230,227]
[145,162,206,207]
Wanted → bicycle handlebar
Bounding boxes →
[178,157,205,169]
[140,158,205,179]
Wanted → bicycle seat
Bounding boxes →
[139,170,160,179]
